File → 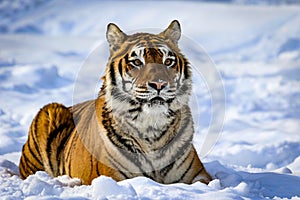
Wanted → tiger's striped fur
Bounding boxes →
[19,20,212,185]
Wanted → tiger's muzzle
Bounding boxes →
[131,63,177,104]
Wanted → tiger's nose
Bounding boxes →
[148,81,168,91]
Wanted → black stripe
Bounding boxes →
[56,123,74,174]
[109,62,116,85]
[109,160,130,179]
[178,57,183,76]
[167,109,176,117]
[129,100,138,105]
[66,141,74,176]
[124,53,130,65]
[176,150,191,170]
[128,107,142,113]
[106,125,142,154]
[183,58,190,79]
[46,123,67,173]
[191,166,204,181]
[175,153,195,183]
[20,157,32,176]
[27,138,43,166]
[168,51,174,57]
[159,114,177,138]
[160,113,189,145]
[22,152,42,174]
[32,116,43,159]
[159,161,175,177]
[132,114,138,121]
[102,106,143,154]
[110,87,132,102]
[177,57,183,79]
[118,57,124,77]
[152,41,168,47]
[64,132,79,176]
[89,156,93,181]
[96,162,101,176]
[102,107,156,173]
[19,159,28,178]
[61,163,66,174]
[147,47,163,58]
[110,45,133,62]
[104,146,131,179]
[159,119,193,164]
[173,133,193,158]
[64,133,76,167]
[123,54,134,77]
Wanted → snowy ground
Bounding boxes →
[1,0,300,199]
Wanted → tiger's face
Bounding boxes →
[126,44,179,105]
[104,20,192,117]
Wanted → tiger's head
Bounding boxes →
[103,20,192,120]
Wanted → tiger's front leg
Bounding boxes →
[189,146,212,184]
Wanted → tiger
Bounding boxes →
[19,20,212,185]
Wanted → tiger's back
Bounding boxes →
[19,20,212,185]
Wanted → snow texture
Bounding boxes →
[1,0,300,199]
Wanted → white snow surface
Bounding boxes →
[1,0,300,199]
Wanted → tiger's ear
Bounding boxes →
[106,23,126,48]
[159,20,181,44]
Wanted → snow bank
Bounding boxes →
[1,160,300,199]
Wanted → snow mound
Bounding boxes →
[1,160,300,199]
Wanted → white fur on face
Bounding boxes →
[128,45,145,67]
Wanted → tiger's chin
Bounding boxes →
[143,102,169,115]
[141,96,170,115]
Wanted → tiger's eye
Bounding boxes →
[164,58,173,66]
[133,59,142,66]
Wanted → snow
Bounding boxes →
[1,0,300,199]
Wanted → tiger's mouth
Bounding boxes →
[149,96,166,105]
[136,96,165,104]
[135,96,174,106]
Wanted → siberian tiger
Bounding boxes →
[19,20,212,185]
